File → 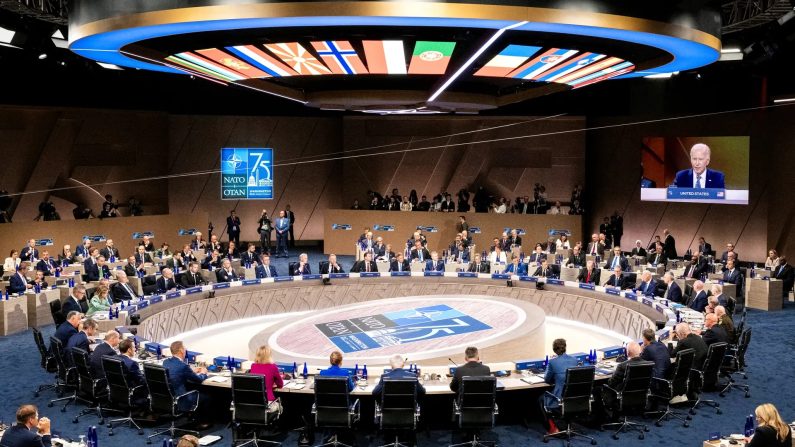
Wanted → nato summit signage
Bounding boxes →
[221,148,273,200]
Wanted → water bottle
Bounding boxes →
[544,355,549,368]
[54,268,60,278]
[92,426,99,447]
[156,345,162,360]
[354,363,359,377]
[744,415,753,437]
[292,362,298,378]
[362,364,368,380]
[302,362,308,379]
[227,356,233,371]
[85,427,94,447]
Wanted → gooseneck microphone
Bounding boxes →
[448,358,459,367]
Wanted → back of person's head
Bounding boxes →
[329,350,343,366]
[176,434,200,447]
[626,341,642,358]
[642,328,655,343]
[254,345,273,364]
[16,404,37,424]
[675,322,691,339]
[83,318,98,332]
[755,403,790,441]
[389,354,405,369]
[119,338,134,354]
[170,340,185,356]
[464,346,479,361]
[715,305,726,318]
[66,310,81,322]
[552,338,567,356]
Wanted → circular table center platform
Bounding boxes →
[251,295,546,367]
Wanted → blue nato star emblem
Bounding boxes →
[224,151,244,172]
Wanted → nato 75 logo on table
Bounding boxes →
[314,304,492,353]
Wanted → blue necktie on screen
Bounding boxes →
[696,175,702,188]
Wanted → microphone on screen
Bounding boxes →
[448,358,459,367]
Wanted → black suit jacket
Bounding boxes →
[181,271,207,287]
[134,253,153,264]
[630,247,647,257]
[606,273,631,290]
[60,297,85,317]
[320,263,345,274]
[684,259,708,279]
[607,356,644,389]
[0,423,52,447]
[156,276,177,292]
[664,234,677,259]
[227,216,241,235]
[410,247,430,261]
[586,242,605,256]
[649,252,667,266]
[240,251,258,266]
[774,264,795,296]
[112,282,138,302]
[352,260,378,273]
[216,268,238,283]
[467,261,489,273]
[533,266,556,278]
[372,368,425,400]
[123,264,138,277]
[449,361,491,393]
[702,326,729,346]
[577,268,600,284]
[99,247,119,260]
[567,253,586,267]
[605,255,629,271]
[389,259,411,272]
[89,342,117,378]
[669,333,708,370]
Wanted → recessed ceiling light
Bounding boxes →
[38,53,47,60]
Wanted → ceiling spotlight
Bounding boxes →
[38,53,47,60]
[59,61,66,66]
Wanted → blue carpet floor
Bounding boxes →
[2,246,793,446]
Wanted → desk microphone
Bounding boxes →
[448,358,459,367]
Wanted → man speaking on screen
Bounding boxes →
[673,143,725,189]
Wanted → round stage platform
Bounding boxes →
[250,295,545,366]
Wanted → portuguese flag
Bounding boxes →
[408,41,456,75]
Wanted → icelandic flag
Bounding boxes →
[311,41,369,75]
[474,45,541,78]
[508,48,579,80]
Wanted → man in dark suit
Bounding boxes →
[372,354,425,401]
[648,243,667,266]
[99,239,120,261]
[689,281,709,312]
[410,240,430,262]
[19,239,39,262]
[156,268,178,292]
[123,256,140,278]
[0,404,52,447]
[75,240,92,260]
[662,272,684,303]
[684,254,708,279]
[503,256,527,276]
[577,260,600,284]
[320,254,345,274]
[630,240,647,258]
[117,339,148,406]
[285,204,296,247]
[274,210,290,258]
[216,259,239,283]
[112,271,139,302]
[181,262,207,287]
[635,271,659,297]
[606,266,631,290]
[450,346,491,393]
[774,257,794,300]
[254,255,278,279]
[605,246,629,271]
[138,235,155,253]
[566,246,586,268]
[697,237,712,257]
[35,251,57,276]
[29,271,48,290]
[352,252,378,273]
[672,143,725,189]
[226,210,241,247]
[66,318,98,363]
[60,286,88,316]
[722,259,744,300]
[701,314,729,346]
[466,253,489,274]
[9,264,31,294]
[669,323,708,371]
[720,244,739,264]
[54,311,81,348]
[89,331,119,379]
[534,260,556,278]
[201,250,222,271]
[662,229,677,260]
[240,243,258,267]
[540,338,579,434]
[292,253,312,276]
[508,230,522,249]
[441,194,455,212]
[601,342,644,409]
[640,328,669,380]
[86,256,110,281]
[134,246,152,265]
[425,252,445,272]
[163,341,209,425]
[390,253,411,272]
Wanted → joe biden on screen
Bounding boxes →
[673,143,725,189]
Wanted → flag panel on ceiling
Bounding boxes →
[165,55,235,82]
[264,42,332,75]
[310,40,368,75]
[554,56,625,84]
[473,45,541,77]
[508,48,578,80]
[175,52,246,81]
[226,45,297,77]
[196,48,269,78]
[568,61,634,87]
[408,41,456,75]
[363,40,406,74]
[535,52,605,83]
[571,63,635,89]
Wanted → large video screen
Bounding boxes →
[640,136,749,205]
[221,148,274,200]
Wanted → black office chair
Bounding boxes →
[230,373,282,446]
[49,300,65,326]
[102,356,146,436]
[451,376,498,447]
[374,379,421,447]
[689,342,728,415]
[318,261,330,275]
[288,262,299,276]
[312,376,360,447]
[143,363,199,444]
[47,336,77,411]
[647,348,694,427]
[70,348,110,425]
[725,296,737,317]
[32,328,57,397]
[600,361,654,440]
[720,327,751,398]
[542,365,597,446]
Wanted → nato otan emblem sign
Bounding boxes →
[221,148,273,200]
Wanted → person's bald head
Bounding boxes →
[715,305,726,318]
[693,280,704,292]
[641,271,652,282]
[711,283,723,296]
[704,313,718,328]
[104,330,120,347]
[675,322,691,339]
[626,341,642,358]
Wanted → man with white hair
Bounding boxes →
[89,330,120,378]
[689,280,709,312]
[635,270,659,297]
[372,354,425,401]
[662,272,684,303]
[669,322,707,370]
[673,143,725,189]
[710,283,728,306]
[156,267,178,292]
[601,341,643,410]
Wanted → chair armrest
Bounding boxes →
[268,397,282,416]
[349,399,360,416]
[543,391,561,412]
[494,403,499,416]
[174,389,199,413]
